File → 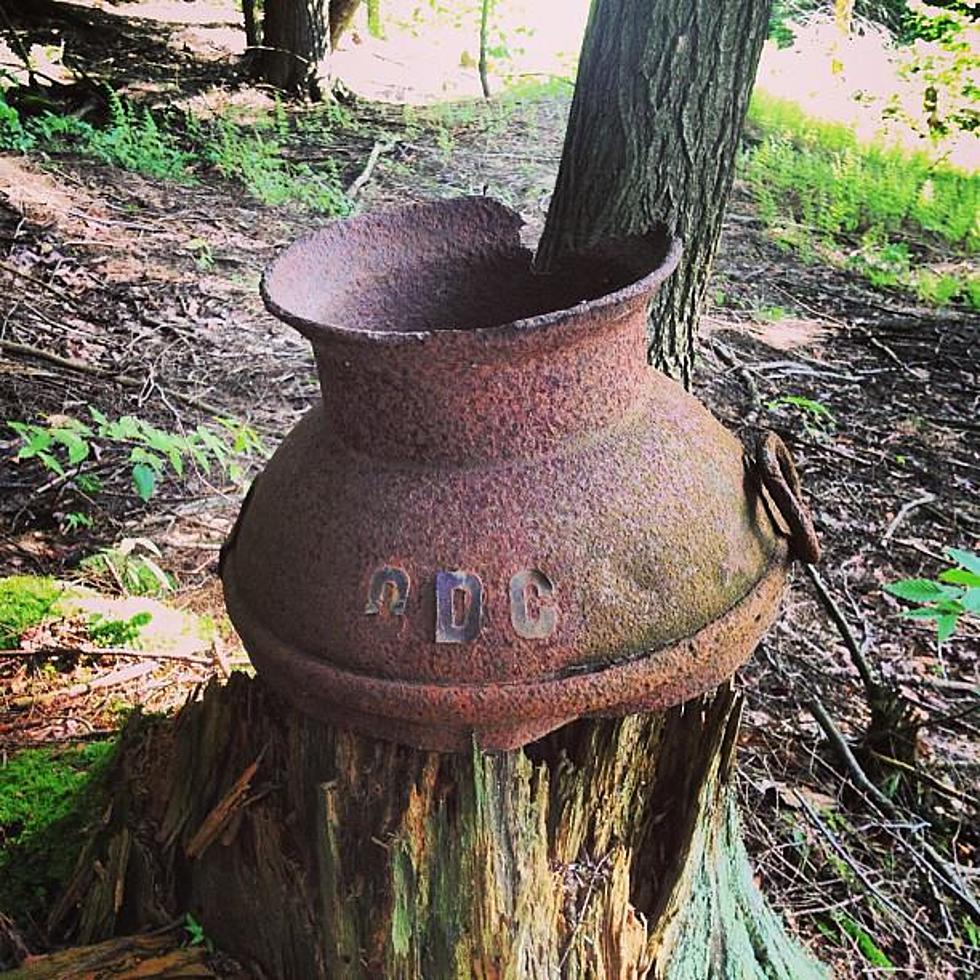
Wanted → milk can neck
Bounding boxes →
[259,197,681,463]
[312,299,652,464]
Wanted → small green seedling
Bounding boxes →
[183,912,214,952]
[884,547,980,644]
[767,395,836,436]
[86,611,152,648]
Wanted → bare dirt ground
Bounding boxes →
[0,2,978,977]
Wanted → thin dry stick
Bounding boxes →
[809,697,895,816]
[710,339,762,411]
[866,749,980,810]
[809,698,980,922]
[883,492,937,544]
[0,260,85,311]
[0,338,227,417]
[803,564,879,697]
[346,139,396,199]
[7,661,158,709]
[770,281,913,374]
[0,646,213,665]
[794,788,933,942]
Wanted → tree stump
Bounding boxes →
[48,675,822,977]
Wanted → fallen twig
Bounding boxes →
[803,564,879,698]
[710,339,762,411]
[809,697,896,816]
[0,338,228,417]
[867,749,980,810]
[346,138,397,199]
[809,697,980,923]
[0,260,85,312]
[0,645,213,665]
[794,786,932,942]
[883,492,937,544]
[7,661,158,709]
[918,676,980,697]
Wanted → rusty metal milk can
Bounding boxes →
[220,197,818,752]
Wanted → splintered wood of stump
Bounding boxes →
[49,675,823,978]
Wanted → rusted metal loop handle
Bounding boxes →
[756,432,821,564]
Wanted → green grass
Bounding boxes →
[0,575,62,650]
[742,91,979,309]
[0,740,116,922]
[0,87,351,216]
[204,117,351,214]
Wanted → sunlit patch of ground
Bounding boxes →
[756,12,978,169]
[703,312,831,353]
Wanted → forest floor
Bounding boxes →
[0,2,978,978]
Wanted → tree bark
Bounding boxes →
[255,0,330,96]
[254,0,360,97]
[536,0,772,387]
[46,2,827,977]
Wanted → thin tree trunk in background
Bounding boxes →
[537,0,772,387]
[479,0,493,99]
[367,0,383,39]
[329,0,361,48]
[242,0,259,49]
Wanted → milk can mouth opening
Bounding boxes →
[260,196,681,346]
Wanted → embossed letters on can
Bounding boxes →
[509,569,557,639]
[435,571,483,644]
[364,565,410,617]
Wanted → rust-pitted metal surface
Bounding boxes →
[221,197,815,752]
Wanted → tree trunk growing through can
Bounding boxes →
[537,0,772,389]
[48,2,826,977]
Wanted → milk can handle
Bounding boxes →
[756,432,821,564]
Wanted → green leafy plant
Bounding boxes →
[86,610,152,648]
[835,912,894,968]
[79,538,174,596]
[1,86,351,214]
[61,510,94,534]
[183,912,215,952]
[7,409,264,505]
[743,92,979,308]
[0,575,62,649]
[0,86,33,151]
[884,547,980,643]
[205,117,351,214]
[767,395,837,436]
[32,89,194,182]
[889,2,979,144]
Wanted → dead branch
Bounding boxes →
[0,645,213,665]
[710,338,762,411]
[794,787,932,942]
[7,661,158,709]
[0,260,85,312]
[809,697,896,816]
[883,492,937,544]
[346,138,396,199]
[0,338,228,417]
[809,698,980,922]
[867,749,980,810]
[803,564,879,698]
